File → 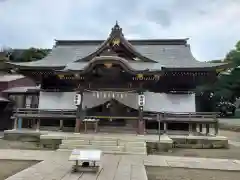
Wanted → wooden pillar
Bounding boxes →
[18,118,22,129]
[138,91,145,134]
[189,123,193,135]
[157,114,161,141]
[214,122,219,136]
[94,121,99,133]
[192,123,197,133]
[206,124,210,135]
[31,119,35,129]
[199,124,203,133]
[163,122,167,134]
[75,90,84,133]
[84,121,87,133]
[13,118,18,130]
[59,120,63,131]
[36,119,40,131]
[138,110,144,134]
[75,119,81,133]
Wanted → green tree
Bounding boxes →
[196,40,240,112]
[9,48,50,62]
[211,40,240,100]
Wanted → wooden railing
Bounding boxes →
[13,108,218,123]
[145,111,218,123]
[162,112,218,119]
[13,108,76,119]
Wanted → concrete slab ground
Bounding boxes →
[1,149,240,180]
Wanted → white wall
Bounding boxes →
[39,92,76,110]
[144,92,196,113]
[38,91,196,113]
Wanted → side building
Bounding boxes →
[7,23,229,134]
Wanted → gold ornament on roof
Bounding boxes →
[58,74,65,79]
[136,74,144,79]
[216,68,224,73]
[104,63,113,68]
[112,38,120,46]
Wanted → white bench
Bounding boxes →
[69,149,102,172]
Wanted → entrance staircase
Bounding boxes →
[98,125,136,134]
[58,135,147,155]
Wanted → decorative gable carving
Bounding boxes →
[77,22,156,63]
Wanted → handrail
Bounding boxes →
[14,108,76,116]
[13,108,217,121]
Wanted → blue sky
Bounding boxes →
[0,0,240,61]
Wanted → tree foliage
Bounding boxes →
[8,48,50,62]
[204,41,240,101]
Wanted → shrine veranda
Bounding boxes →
[4,23,230,138]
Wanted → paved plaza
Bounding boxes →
[0,149,240,180]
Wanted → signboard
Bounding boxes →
[138,94,145,106]
[74,94,82,106]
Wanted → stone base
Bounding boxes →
[3,129,47,142]
[147,135,229,154]
[147,135,173,153]
[170,135,229,149]
[40,138,62,150]
[158,135,173,152]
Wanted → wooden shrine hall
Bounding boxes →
[7,22,229,135]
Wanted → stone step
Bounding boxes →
[59,144,124,152]
[62,140,118,146]
[59,143,146,153]
[99,128,136,133]
[125,146,146,153]
[64,136,117,141]
[56,149,146,155]
[119,141,146,147]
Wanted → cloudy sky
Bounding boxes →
[0,0,240,61]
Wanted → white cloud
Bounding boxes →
[0,0,240,61]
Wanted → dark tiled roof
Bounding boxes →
[0,96,9,102]
[64,61,163,72]
[2,86,40,94]
[8,39,227,70]
[0,74,24,82]
[7,45,99,68]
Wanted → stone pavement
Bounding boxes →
[1,149,240,180]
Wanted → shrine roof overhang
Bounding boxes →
[5,23,232,72]
[62,56,163,74]
[6,42,230,71]
[2,86,40,94]
[161,62,232,71]
[62,57,231,73]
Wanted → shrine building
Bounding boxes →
[7,23,229,134]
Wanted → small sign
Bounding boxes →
[138,94,145,106]
[74,94,82,106]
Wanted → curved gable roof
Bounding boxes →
[7,23,229,71]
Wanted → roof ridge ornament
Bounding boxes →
[111,21,123,37]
